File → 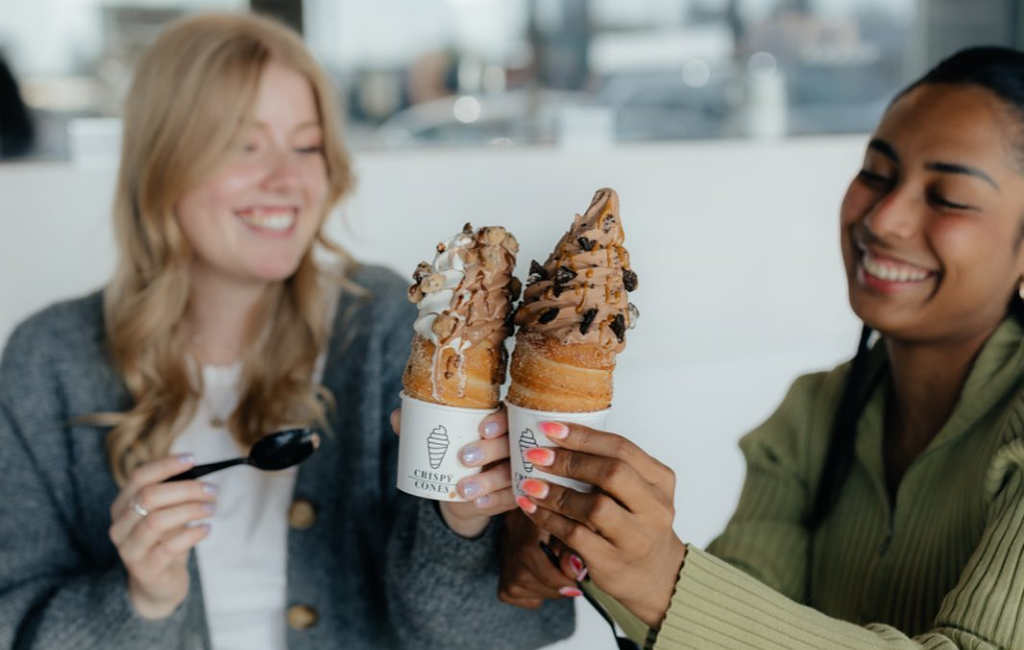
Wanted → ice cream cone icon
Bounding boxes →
[427,425,450,470]
[519,428,539,473]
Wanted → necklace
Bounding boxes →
[198,363,242,429]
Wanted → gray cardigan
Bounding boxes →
[0,264,573,649]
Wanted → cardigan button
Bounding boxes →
[287,604,319,630]
[288,498,317,530]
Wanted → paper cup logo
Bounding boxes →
[397,393,492,502]
[507,402,609,498]
[519,428,538,473]
[426,425,450,470]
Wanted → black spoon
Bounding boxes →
[165,428,321,482]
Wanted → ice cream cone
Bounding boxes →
[402,223,520,408]
[507,188,638,413]
[396,223,519,501]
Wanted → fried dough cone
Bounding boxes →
[506,333,615,412]
[403,335,507,409]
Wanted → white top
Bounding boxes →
[171,362,295,650]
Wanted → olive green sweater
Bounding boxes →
[610,317,1024,649]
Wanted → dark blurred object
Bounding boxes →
[250,0,303,35]
[0,55,35,159]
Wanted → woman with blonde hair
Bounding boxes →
[0,12,570,650]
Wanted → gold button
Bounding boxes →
[287,604,318,630]
[288,498,317,530]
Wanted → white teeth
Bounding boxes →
[862,251,930,282]
[239,210,296,232]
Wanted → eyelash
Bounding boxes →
[857,169,893,188]
[927,190,972,211]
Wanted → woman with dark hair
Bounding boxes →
[501,46,1024,649]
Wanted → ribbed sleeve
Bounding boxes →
[657,440,1024,650]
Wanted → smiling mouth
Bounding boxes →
[236,207,298,233]
[860,250,933,283]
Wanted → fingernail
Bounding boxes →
[202,503,217,515]
[569,554,588,581]
[176,453,196,465]
[474,494,492,508]
[460,481,482,499]
[202,483,219,495]
[461,445,484,466]
[559,587,583,598]
[390,410,400,431]
[482,420,502,438]
[524,448,555,466]
[198,523,212,534]
[539,422,569,439]
[521,478,549,499]
[516,495,537,514]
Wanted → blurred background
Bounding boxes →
[3,2,1023,648]
[1,0,1020,161]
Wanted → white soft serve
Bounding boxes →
[414,230,474,349]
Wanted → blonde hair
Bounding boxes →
[99,12,356,484]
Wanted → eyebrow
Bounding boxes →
[868,138,1000,192]
[868,138,899,162]
[243,120,322,133]
[924,161,1000,192]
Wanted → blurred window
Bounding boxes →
[0,0,1017,160]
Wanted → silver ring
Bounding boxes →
[130,498,149,518]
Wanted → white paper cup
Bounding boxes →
[396,393,497,501]
[506,402,611,498]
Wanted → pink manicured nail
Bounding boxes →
[559,587,583,598]
[539,421,569,439]
[176,453,196,465]
[524,448,555,466]
[516,495,537,514]
[520,478,549,499]
[569,554,588,581]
